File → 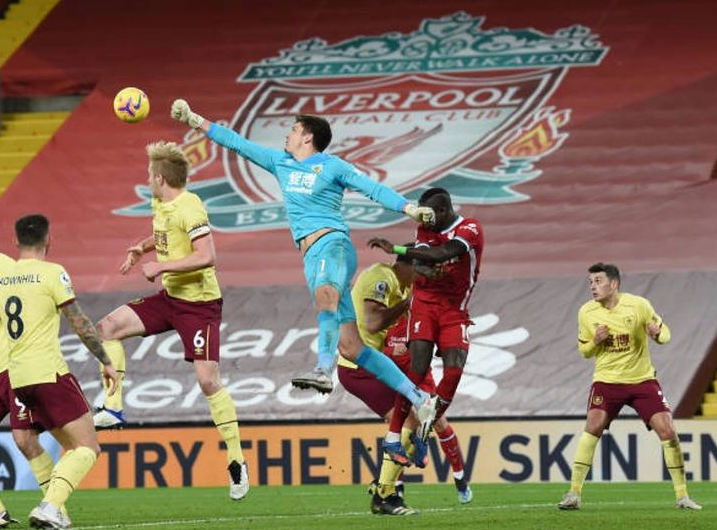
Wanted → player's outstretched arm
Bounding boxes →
[171,99,282,173]
[368,237,465,264]
[338,165,435,224]
[367,237,396,255]
[61,301,119,394]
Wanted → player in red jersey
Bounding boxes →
[377,314,473,506]
[341,252,473,513]
[369,187,485,461]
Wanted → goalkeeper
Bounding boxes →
[171,100,438,430]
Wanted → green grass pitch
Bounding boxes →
[2,482,712,530]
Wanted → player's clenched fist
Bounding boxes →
[404,203,435,224]
[171,99,205,129]
[593,324,609,345]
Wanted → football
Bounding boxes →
[113,87,150,123]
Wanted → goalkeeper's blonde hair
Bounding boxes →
[146,140,189,188]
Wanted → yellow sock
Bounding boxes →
[401,427,415,459]
[102,340,126,411]
[30,451,69,516]
[29,451,54,493]
[377,455,399,498]
[570,432,599,494]
[662,439,688,499]
[44,447,97,508]
[207,388,244,465]
[377,428,414,499]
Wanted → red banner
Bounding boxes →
[1,1,716,293]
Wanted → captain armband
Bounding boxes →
[188,224,211,240]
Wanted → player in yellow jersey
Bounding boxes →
[0,252,19,528]
[0,251,55,528]
[558,262,701,511]
[339,252,473,515]
[92,140,249,500]
[0,251,51,528]
[0,215,119,530]
[338,254,416,514]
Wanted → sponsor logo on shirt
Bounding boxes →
[286,171,317,194]
[154,230,169,257]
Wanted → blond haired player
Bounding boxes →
[0,215,119,529]
[558,262,701,510]
[92,141,249,500]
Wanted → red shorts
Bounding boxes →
[588,379,671,427]
[408,300,471,351]
[13,373,91,430]
[128,290,223,362]
[390,352,436,393]
[0,370,37,430]
[338,355,437,418]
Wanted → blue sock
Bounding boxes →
[316,310,339,372]
[356,346,426,406]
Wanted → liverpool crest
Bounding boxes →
[116,12,608,231]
